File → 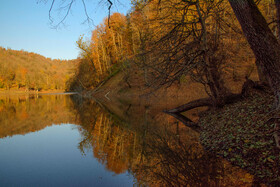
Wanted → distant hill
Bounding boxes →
[0,47,78,91]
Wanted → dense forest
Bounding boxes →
[0,47,77,91]
[63,1,280,183]
[1,0,280,185]
[70,0,277,98]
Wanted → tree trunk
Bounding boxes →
[275,0,280,40]
[196,1,228,107]
[166,77,265,115]
[255,59,268,84]
[165,93,242,114]
[228,0,280,109]
[207,59,229,107]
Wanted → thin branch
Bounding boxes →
[49,0,55,23]
[107,0,113,28]
[81,0,93,25]
[53,0,75,29]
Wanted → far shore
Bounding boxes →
[0,89,77,95]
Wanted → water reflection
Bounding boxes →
[71,96,254,186]
[0,94,76,138]
[0,94,254,186]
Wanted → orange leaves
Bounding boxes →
[73,12,131,90]
[0,47,76,91]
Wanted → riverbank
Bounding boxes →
[90,68,279,185]
[0,89,67,95]
[199,89,280,185]
[91,67,209,114]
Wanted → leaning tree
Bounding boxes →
[228,0,280,110]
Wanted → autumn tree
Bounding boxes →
[69,13,131,91]
[0,47,75,91]
[44,0,280,110]
[132,0,241,110]
[227,0,280,109]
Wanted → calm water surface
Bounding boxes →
[0,94,253,186]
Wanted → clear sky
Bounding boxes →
[0,0,131,60]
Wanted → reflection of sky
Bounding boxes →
[0,124,134,186]
[0,0,131,60]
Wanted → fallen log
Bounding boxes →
[165,93,242,114]
[165,78,267,114]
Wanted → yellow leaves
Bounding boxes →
[267,157,274,163]
[240,173,253,183]
[215,175,223,179]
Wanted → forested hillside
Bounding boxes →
[0,0,279,185]
[70,0,277,96]
[0,47,77,91]
[66,2,280,183]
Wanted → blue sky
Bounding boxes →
[0,0,131,60]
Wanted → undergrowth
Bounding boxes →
[199,90,280,185]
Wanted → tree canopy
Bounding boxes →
[0,47,77,91]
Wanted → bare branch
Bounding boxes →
[49,0,55,23]
[51,0,75,29]
[81,0,94,25]
[46,0,115,28]
[107,0,113,28]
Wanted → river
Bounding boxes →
[0,93,254,186]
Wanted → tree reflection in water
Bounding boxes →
[0,94,76,138]
[71,95,253,186]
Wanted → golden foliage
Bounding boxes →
[0,47,77,91]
